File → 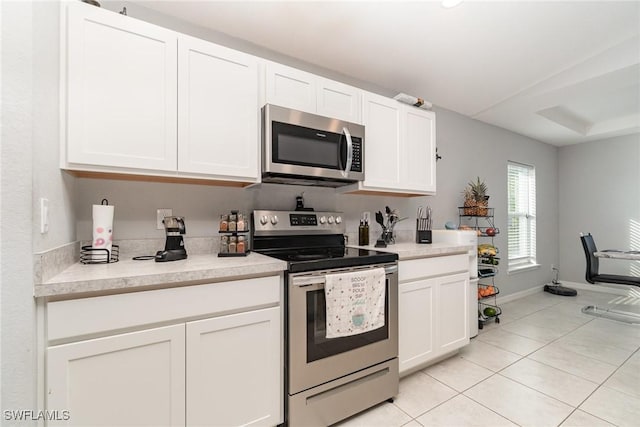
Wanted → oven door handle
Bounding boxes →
[291,265,398,288]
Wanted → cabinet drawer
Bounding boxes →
[48,275,281,343]
[399,254,468,282]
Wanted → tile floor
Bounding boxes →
[337,289,640,427]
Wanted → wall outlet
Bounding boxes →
[40,198,49,234]
[156,208,172,229]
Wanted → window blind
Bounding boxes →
[508,162,536,270]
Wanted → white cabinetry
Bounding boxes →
[398,254,469,375]
[47,325,186,426]
[46,276,283,426]
[65,2,177,171]
[265,62,362,123]
[63,2,260,184]
[178,36,259,180]
[186,307,281,426]
[343,92,436,196]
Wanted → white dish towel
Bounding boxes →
[325,267,386,339]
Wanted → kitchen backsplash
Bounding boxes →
[75,178,430,243]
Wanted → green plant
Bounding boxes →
[468,177,487,202]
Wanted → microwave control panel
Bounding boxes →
[351,138,362,172]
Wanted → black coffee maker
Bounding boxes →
[155,216,187,262]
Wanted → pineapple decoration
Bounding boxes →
[463,177,489,216]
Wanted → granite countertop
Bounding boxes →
[350,242,473,260]
[35,252,287,299]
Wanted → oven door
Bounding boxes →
[288,263,398,395]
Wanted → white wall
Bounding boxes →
[558,134,640,282]
[2,0,37,416]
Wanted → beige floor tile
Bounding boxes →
[401,421,422,427]
[603,354,640,398]
[422,355,494,392]
[553,332,636,365]
[464,375,574,427]
[501,319,571,342]
[477,328,547,355]
[459,339,521,372]
[416,394,517,427]
[392,371,457,418]
[580,386,640,426]
[528,343,618,383]
[560,409,615,426]
[500,358,599,407]
[335,401,412,427]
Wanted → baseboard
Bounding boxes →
[495,285,545,305]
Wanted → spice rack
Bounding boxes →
[218,210,250,257]
[458,207,501,329]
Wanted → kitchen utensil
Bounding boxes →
[156,216,187,262]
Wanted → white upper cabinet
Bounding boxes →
[402,107,436,193]
[178,36,260,181]
[343,91,436,196]
[65,2,177,171]
[265,62,362,123]
[361,92,402,190]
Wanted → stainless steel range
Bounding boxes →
[252,210,399,426]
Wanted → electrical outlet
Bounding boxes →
[551,264,556,271]
[40,198,49,234]
[156,208,172,229]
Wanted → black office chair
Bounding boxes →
[580,233,640,287]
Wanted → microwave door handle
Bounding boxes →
[342,127,353,178]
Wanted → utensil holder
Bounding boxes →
[416,218,432,244]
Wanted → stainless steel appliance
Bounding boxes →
[252,210,399,426]
[262,104,365,187]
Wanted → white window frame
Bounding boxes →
[507,161,537,272]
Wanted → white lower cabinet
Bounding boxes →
[398,255,469,375]
[45,276,283,426]
[186,307,281,426]
[47,325,186,427]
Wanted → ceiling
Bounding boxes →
[131,0,640,146]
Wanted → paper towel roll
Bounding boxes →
[92,203,114,257]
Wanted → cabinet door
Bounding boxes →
[399,278,435,375]
[178,36,259,181]
[361,92,401,190]
[186,307,281,427]
[436,272,469,353]
[47,325,186,427]
[316,78,362,123]
[65,2,177,171]
[402,107,436,193]
[265,62,316,113]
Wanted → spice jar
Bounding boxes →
[219,214,229,232]
[237,236,246,253]
[219,235,229,253]
[228,236,237,253]
[237,213,245,232]
[228,213,237,232]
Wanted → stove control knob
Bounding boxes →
[319,216,327,224]
[328,216,335,224]
[335,216,343,224]
[260,215,269,225]
[270,215,279,225]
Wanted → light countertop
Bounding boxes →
[350,242,473,260]
[35,252,287,299]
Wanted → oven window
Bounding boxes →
[306,279,389,363]
[273,122,341,169]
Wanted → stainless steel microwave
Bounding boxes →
[262,104,365,187]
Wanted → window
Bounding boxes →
[508,162,537,271]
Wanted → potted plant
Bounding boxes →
[463,177,489,216]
